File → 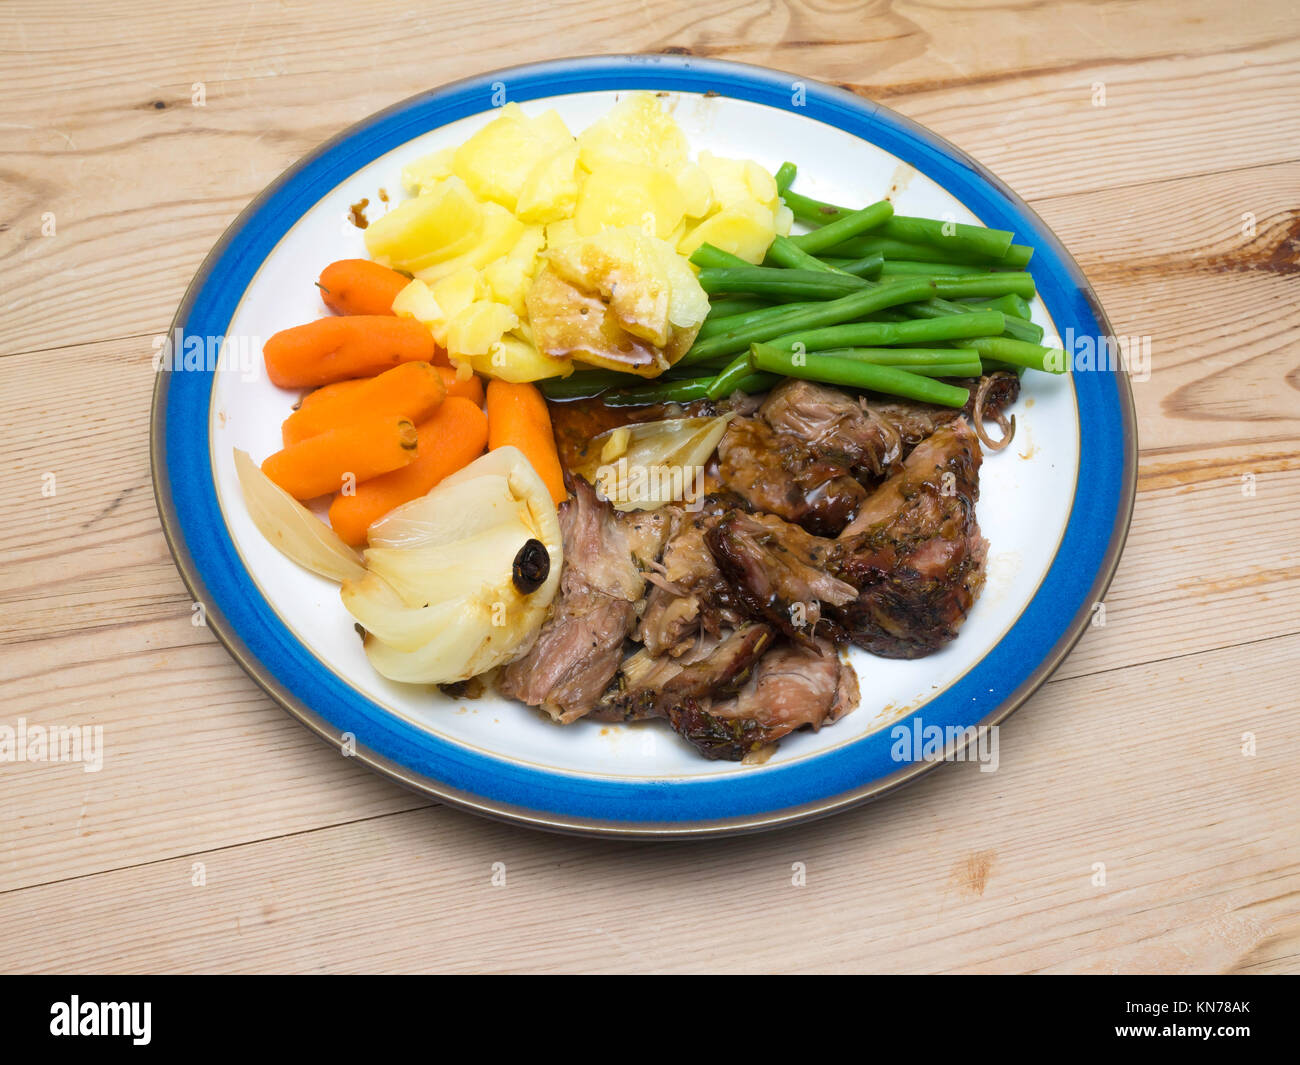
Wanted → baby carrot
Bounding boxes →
[281,361,445,446]
[485,379,566,505]
[263,316,443,389]
[298,367,479,413]
[438,366,485,406]
[328,398,489,546]
[297,378,366,410]
[318,259,410,316]
[262,416,418,500]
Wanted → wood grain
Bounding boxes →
[1,0,1297,974]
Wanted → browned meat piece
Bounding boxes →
[833,420,988,657]
[498,477,660,723]
[759,376,1019,482]
[636,509,750,657]
[705,510,857,644]
[704,421,989,660]
[760,378,909,480]
[593,623,773,722]
[715,415,867,535]
[666,637,860,760]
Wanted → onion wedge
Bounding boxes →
[233,448,365,583]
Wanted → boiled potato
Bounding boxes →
[548,227,672,345]
[577,93,689,173]
[364,177,483,272]
[468,334,572,383]
[367,94,779,385]
[515,143,582,224]
[445,300,519,357]
[698,152,779,212]
[544,218,581,250]
[645,235,710,331]
[678,200,777,264]
[527,265,668,377]
[674,161,713,218]
[774,203,794,237]
[423,267,483,345]
[452,103,573,212]
[400,147,455,195]
[412,202,524,283]
[391,278,443,324]
[482,226,546,315]
[574,163,685,240]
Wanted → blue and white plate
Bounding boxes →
[152,55,1136,837]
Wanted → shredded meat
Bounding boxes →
[497,477,665,723]
[832,420,987,657]
[702,420,988,659]
[593,623,773,723]
[636,508,747,657]
[666,637,860,760]
[502,378,1012,759]
[705,510,857,644]
[760,376,1018,483]
[715,415,867,535]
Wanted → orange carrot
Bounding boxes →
[318,259,410,316]
[485,379,566,505]
[297,378,367,410]
[328,398,489,546]
[263,316,443,388]
[296,367,475,422]
[437,366,485,406]
[262,416,418,500]
[281,361,445,447]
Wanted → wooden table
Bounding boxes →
[2,0,1297,975]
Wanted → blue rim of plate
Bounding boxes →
[151,54,1137,838]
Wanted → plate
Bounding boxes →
[152,54,1136,837]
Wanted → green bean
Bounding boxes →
[1001,244,1034,269]
[811,349,984,378]
[829,254,885,278]
[826,237,985,265]
[688,243,754,270]
[694,299,826,342]
[963,336,1067,373]
[789,200,894,255]
[704,352,758,400]
[827,235,1030,270]
[697,267,870,301]
[901,296,1044,344]
[750,344,970,408]
[779,189,850,225]
[932,273,1036,300]
[705,297,771,320]
[879,216,1014,261]
[812,347,983,371]
[538,371,630,400]
[679,277,939,366]
[765,236,884,280]
[959,293,1033,321]
[774,162,798,193]
[763,311,1005,353]
[604,372,779,407]
[879,260,990,278]
[765,234,842,273]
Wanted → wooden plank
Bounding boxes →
[1035,161,1300,454]
[1,632,1294,974]
[0,3,1295,357]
